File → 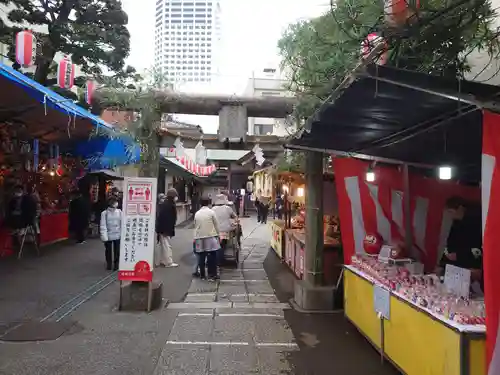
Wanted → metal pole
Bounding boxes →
[147,281,153,312]
[402,164,414,258]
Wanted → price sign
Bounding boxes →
[373,284,391,320]
[444,264,471,298]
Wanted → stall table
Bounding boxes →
[344,265,486,375]
[0,210,69,256]
[283,228,342,285]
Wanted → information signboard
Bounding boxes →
[118,177,157,282]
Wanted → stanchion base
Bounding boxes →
[119,281,163,312]
[293,280,337,312]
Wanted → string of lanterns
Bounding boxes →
[172,137,216,177]
[14,29,97,104]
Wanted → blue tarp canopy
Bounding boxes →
[0,62,139,167]
[73,136,140,170]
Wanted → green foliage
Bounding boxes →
[0,0,132,85]
[278,0,500,119]
[276,150,305,173]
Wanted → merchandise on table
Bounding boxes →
[351,255,486,326]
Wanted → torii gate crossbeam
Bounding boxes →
[94,89,297,118]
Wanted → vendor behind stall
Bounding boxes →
[441,196,483,284]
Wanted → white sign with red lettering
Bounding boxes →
[118,177,157,282]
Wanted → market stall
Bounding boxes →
[285,64,499,374]
[344,263,485,375]
[0,62,138,257]
[265,168,343,286]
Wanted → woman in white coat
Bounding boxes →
[193,197,220,280]
[100,197,123,271]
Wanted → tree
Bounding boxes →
[0,0,131,85]
[278,0,500,120]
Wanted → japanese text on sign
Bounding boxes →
[118,178,157,282]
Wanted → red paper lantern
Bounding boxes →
[15,30,37,68]
[363,233,383,255]
[384,0,420,27]
[85,80,96,105]
[361,33,388,65]
[57,56,75,89]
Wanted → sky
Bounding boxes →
[121,0,330,132]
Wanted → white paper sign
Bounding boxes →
[377,245,392,263]
[373,284,391,319]
[444,264,471,298]
[118,177,157,282]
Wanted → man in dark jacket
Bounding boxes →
[69,190,90,244]
[440,196,483,288]
[155,188,178,267]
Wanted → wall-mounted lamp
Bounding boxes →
[297,187,304,197]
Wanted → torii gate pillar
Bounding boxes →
[218,105,247,143]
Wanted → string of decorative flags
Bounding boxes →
[172,138,216,177]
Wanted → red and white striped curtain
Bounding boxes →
[333,157,479,271]
[482,110,500,374]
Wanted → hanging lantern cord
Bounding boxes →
[67,114,71,138]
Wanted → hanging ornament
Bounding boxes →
[56,156,64,177]
[361,33,388,65]
[384,0,420,27]
[57,56,75,89]
[15,30,37,68]
[85,80,96,105]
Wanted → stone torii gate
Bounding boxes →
[94,89,298,177]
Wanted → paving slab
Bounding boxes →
[253,318,295,344]
[245,281,275,294]
[219,270,244,280]
[257,347,297,375]
[232,302,291,309]
[155,347,210,375]
[217,293,248,303]
[184,293,216,303]
[213,316,255,343]
[218,283,247,296]
[215,307,284,316]
[208,346,259,375]
[248,294,280,303]
[188,279,219,293]
[167,316,213,342]
[167,302,232,309]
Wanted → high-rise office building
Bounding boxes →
[154,0,221,84]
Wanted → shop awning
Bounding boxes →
[287,64,500,182]
[160,156,207,182]
[73,136,141,170]
[0,62,116,142]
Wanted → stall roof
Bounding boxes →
[0,62,116,142]
[287,64,500,182]
[161,156,207,182]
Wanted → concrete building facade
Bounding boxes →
[154,0,222,85]
[243,67,295,137]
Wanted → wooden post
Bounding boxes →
[304,151,324,286]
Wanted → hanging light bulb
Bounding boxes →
[438,166,452,180]
[366,166,375,182]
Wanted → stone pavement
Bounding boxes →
[153,219,298,374]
